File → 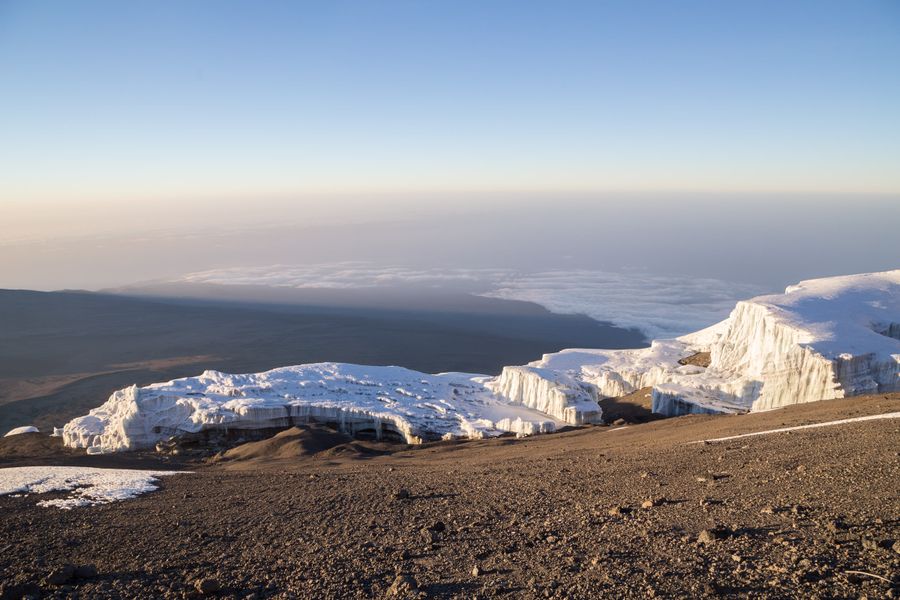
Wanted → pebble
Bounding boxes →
[641,496,665,509]
[194,577,221,594]
[697,527,729,545]
[825,519,846,532]
[697,530,718,545]
[420,528,437,543]
[46,564,75,586]
[861,538,880,552]
[387,574,418,597]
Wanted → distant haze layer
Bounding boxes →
[3,193,897,338]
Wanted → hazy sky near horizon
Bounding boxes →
[3,2,900,205]
[1,1,898,293]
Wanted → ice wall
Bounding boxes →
[487,366,602,425]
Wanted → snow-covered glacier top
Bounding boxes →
[745,270,900,360]
[61,270,899,453]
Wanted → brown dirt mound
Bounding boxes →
[317,440,404,460]
[212,426,352,466]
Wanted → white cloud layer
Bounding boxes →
[483,269,764,338]
[177,264,766,338]
[181,264,507,290]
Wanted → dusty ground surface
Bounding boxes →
[1,394,898,599]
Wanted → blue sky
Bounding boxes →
[1,0,899,212]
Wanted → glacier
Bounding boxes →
[527,270,900,415]
[61,363,591,453]
[61,270,899,453]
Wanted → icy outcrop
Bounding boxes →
[487,366,602,424]
[704,273,900,411]
[530,321,730,399]
[62,363,577,453]
[3,426,40,437]
[533,270,900,416]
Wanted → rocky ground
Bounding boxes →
[1,394,898,599]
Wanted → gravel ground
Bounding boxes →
[1,394,898,599]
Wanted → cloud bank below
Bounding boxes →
[175,264,765,339]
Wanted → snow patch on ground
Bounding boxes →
[4,426,39,437]
[0,466,187,509]
[691,412,900,444]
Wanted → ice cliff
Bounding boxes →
[486,366,601,425]
[61,270,898,453]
